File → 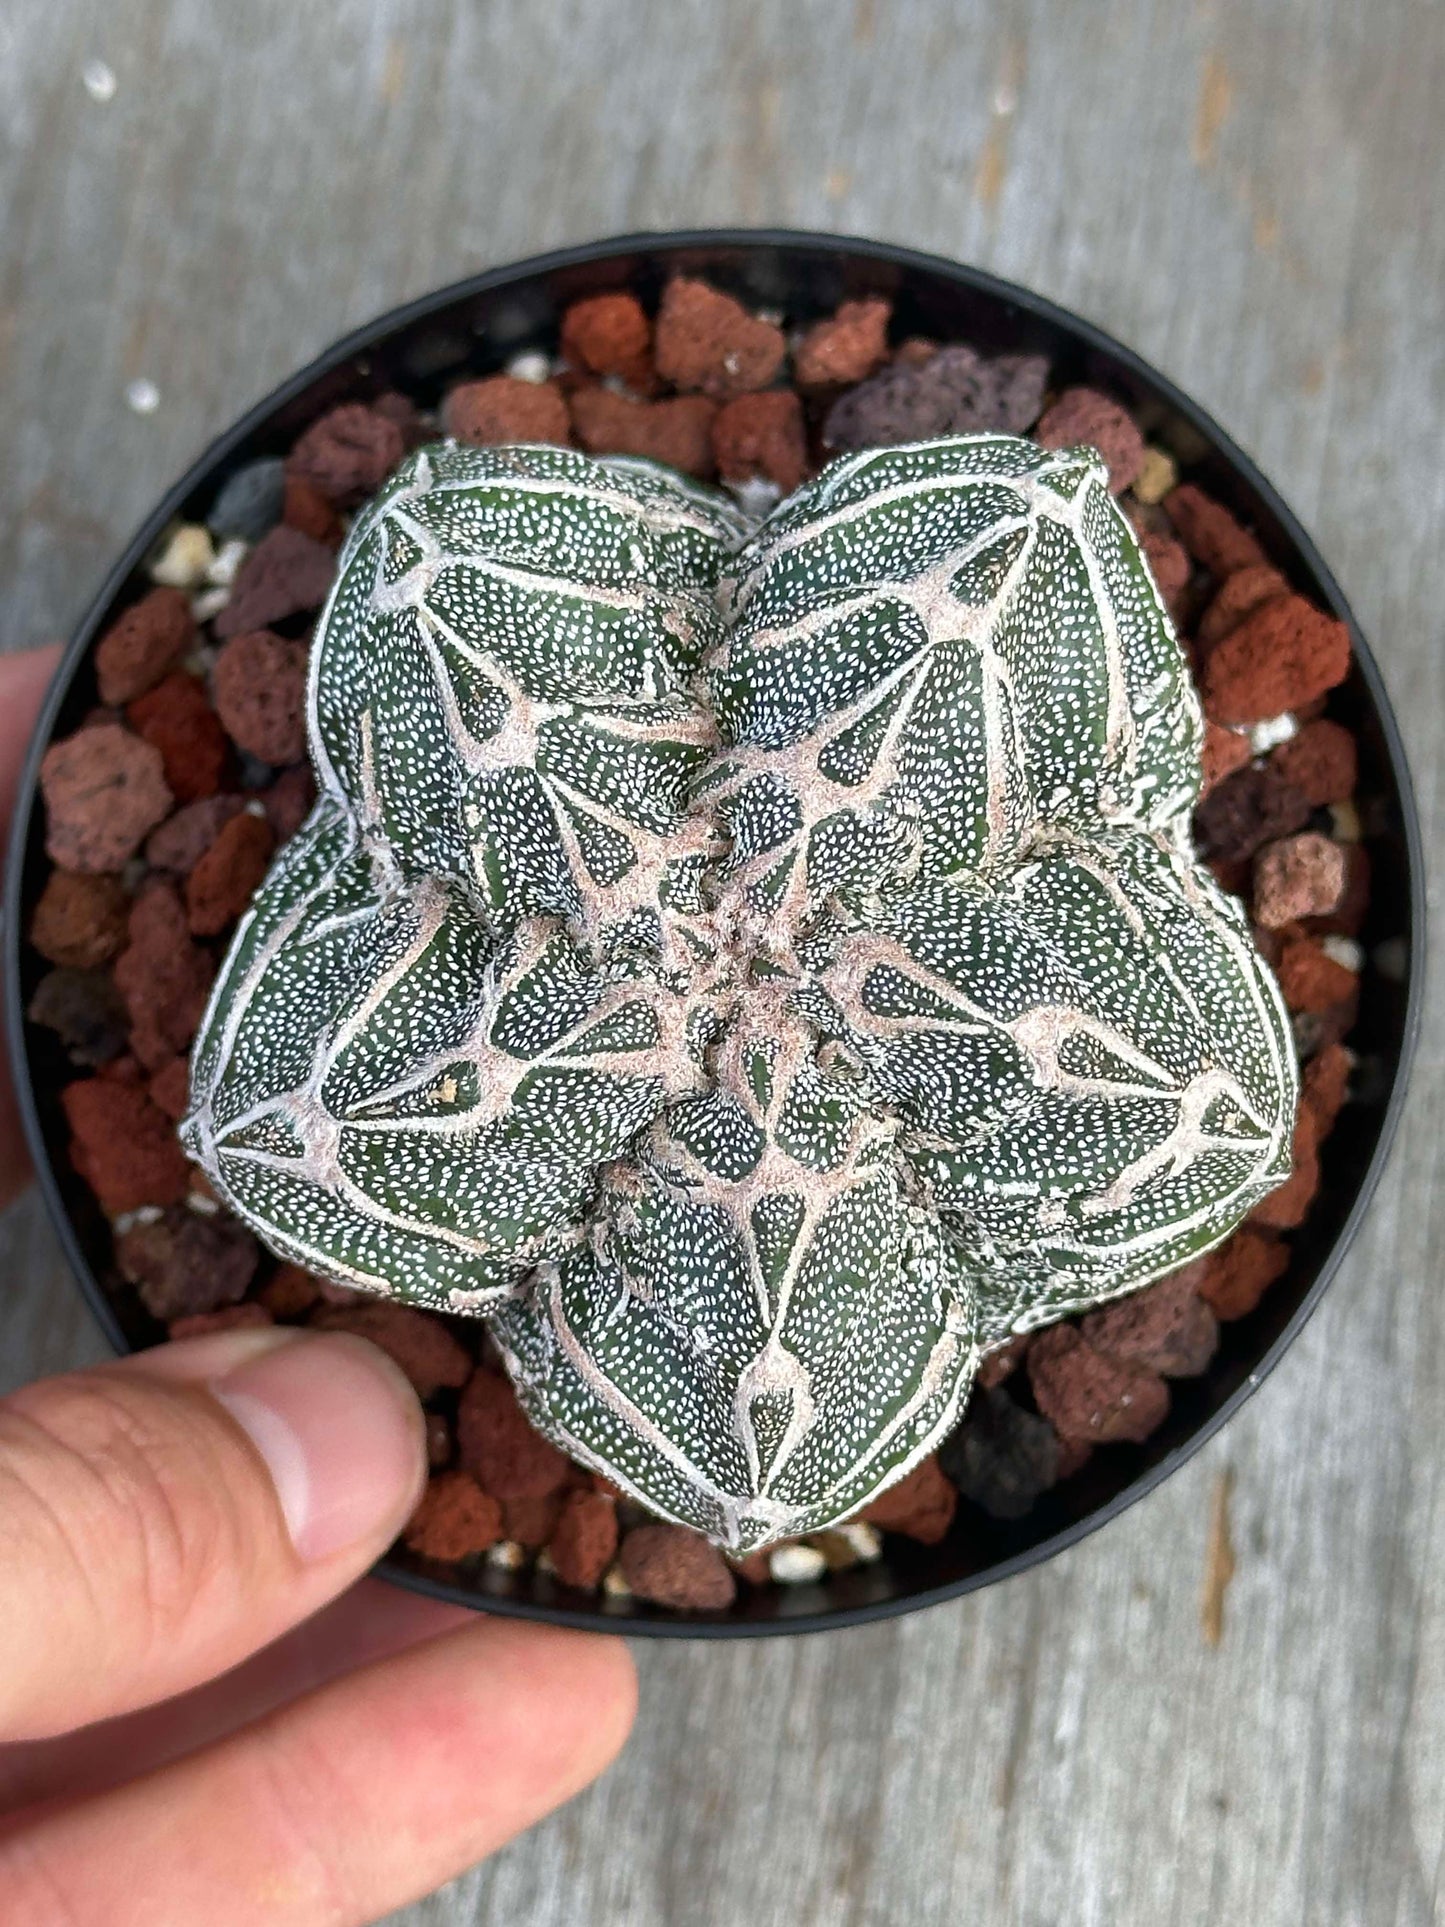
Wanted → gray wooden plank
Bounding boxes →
[2,1,1443,1921]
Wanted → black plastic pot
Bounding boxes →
[4,231,1424,1637]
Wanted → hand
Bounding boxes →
[0,648,636,1924]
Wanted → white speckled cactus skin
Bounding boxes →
[184,435,1296,1553]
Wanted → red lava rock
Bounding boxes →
[570,386,718,477]
[560,292,652,383]
[1164,484,1269,576]
[619,1523,737,1610]
[95,586,196,705]
[169,1302,274,1340]
[214,526,337,638]
[258,764,316,842]
[1081,1270,1219,1378]
[256,1262,323,1319]
[1196,564,1290,651]
[502,1492,566,1547]
[28,969,130,1067]
[97,1053,144,1086]
[1304,1042,1353,1134]
[145,794,247,874]
[1197,1231,1290,1320]
[442,376,571,447]
[860,1456,957,1544]
[653,277,786,399]
[370,390,427,448]
[457,1367,570,1500]
[1253,833,1347,929]
[185,808,275,935]
[1201,722,1253,793]
[1271,719,1358,808]
[212,630,310,766]
[426,1412,454,1470]
[282,475,344,548]
[1036,387,1145,494]
[310,1302,472,1399]
[127,674,231,803]
[711,390,808,494]
[116,1206,259,1319]
[1027,1325,1170,1445]
[285,402,406,507]
[1139,528,1191,616]
[1201,594,1352,725]
[548,1489,619,1589]
[825,344,1048,449]
[147,1056,192,1121]
[794,297,892,386]
[1251,1109,1321,1232]
[1193,762,1312,865]
[1303,840,1369,939]
[41,724,172,873]
[28,870,130,969]
[976,1332,1028,1389]
[113,878,214,1069]
[403,1471,504,1562]
[1275,935,1359,1014]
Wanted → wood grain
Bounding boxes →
[3,2,1444,1922]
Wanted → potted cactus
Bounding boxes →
[6,235,1419,1629]
[182,432,1295,1553]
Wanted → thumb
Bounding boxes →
[0,1326,427,1743]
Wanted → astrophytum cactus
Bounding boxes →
[184,434,1296,1554]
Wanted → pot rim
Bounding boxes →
[3,228,1425,1637]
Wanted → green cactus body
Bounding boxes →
[184,435,1296,1554]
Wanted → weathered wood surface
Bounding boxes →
[3,2,1444,1921]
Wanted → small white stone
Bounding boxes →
[769,1543,828,1585]
[112,1205,162,1235]
[1329,799,1362,843]
[125,377,160,415]
[601,1563,633,1598]
[534,1548,557,1577]
[1133,446,1178,506]
[186,1191,220,1217]
[190,585,231,624]
[149,523,216,590]
[1248,712,1298,755]
[727,476,781,519]
[485,1539,527,1571]
[207,537,250,587]
[82,58,116,102]
[505,349,554,384]
[837,1520,884,1562]
[1320,935,1363,973]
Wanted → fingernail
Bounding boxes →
[211,1331,426,1562]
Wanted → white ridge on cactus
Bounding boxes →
[183,435,1296,1554]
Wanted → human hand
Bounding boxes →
[0,648,636,1924]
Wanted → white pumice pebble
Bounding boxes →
[485,1540,527,1571]
[186,1191,220,1217]
[149,523,216,590]
[190,585,231,624]
[770,1543,828,1585]
[836,1520,884,1562]
[1248,712,1299,755]
[1320,935,1363,972]
[1329,799,1362,843]
[726,475,782,519]
[601,1564,633,1598]
[505,350,555,384]
[1133,446,1178,505]
[207,537,250,587]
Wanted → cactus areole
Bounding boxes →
[184,436,1297,1554]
